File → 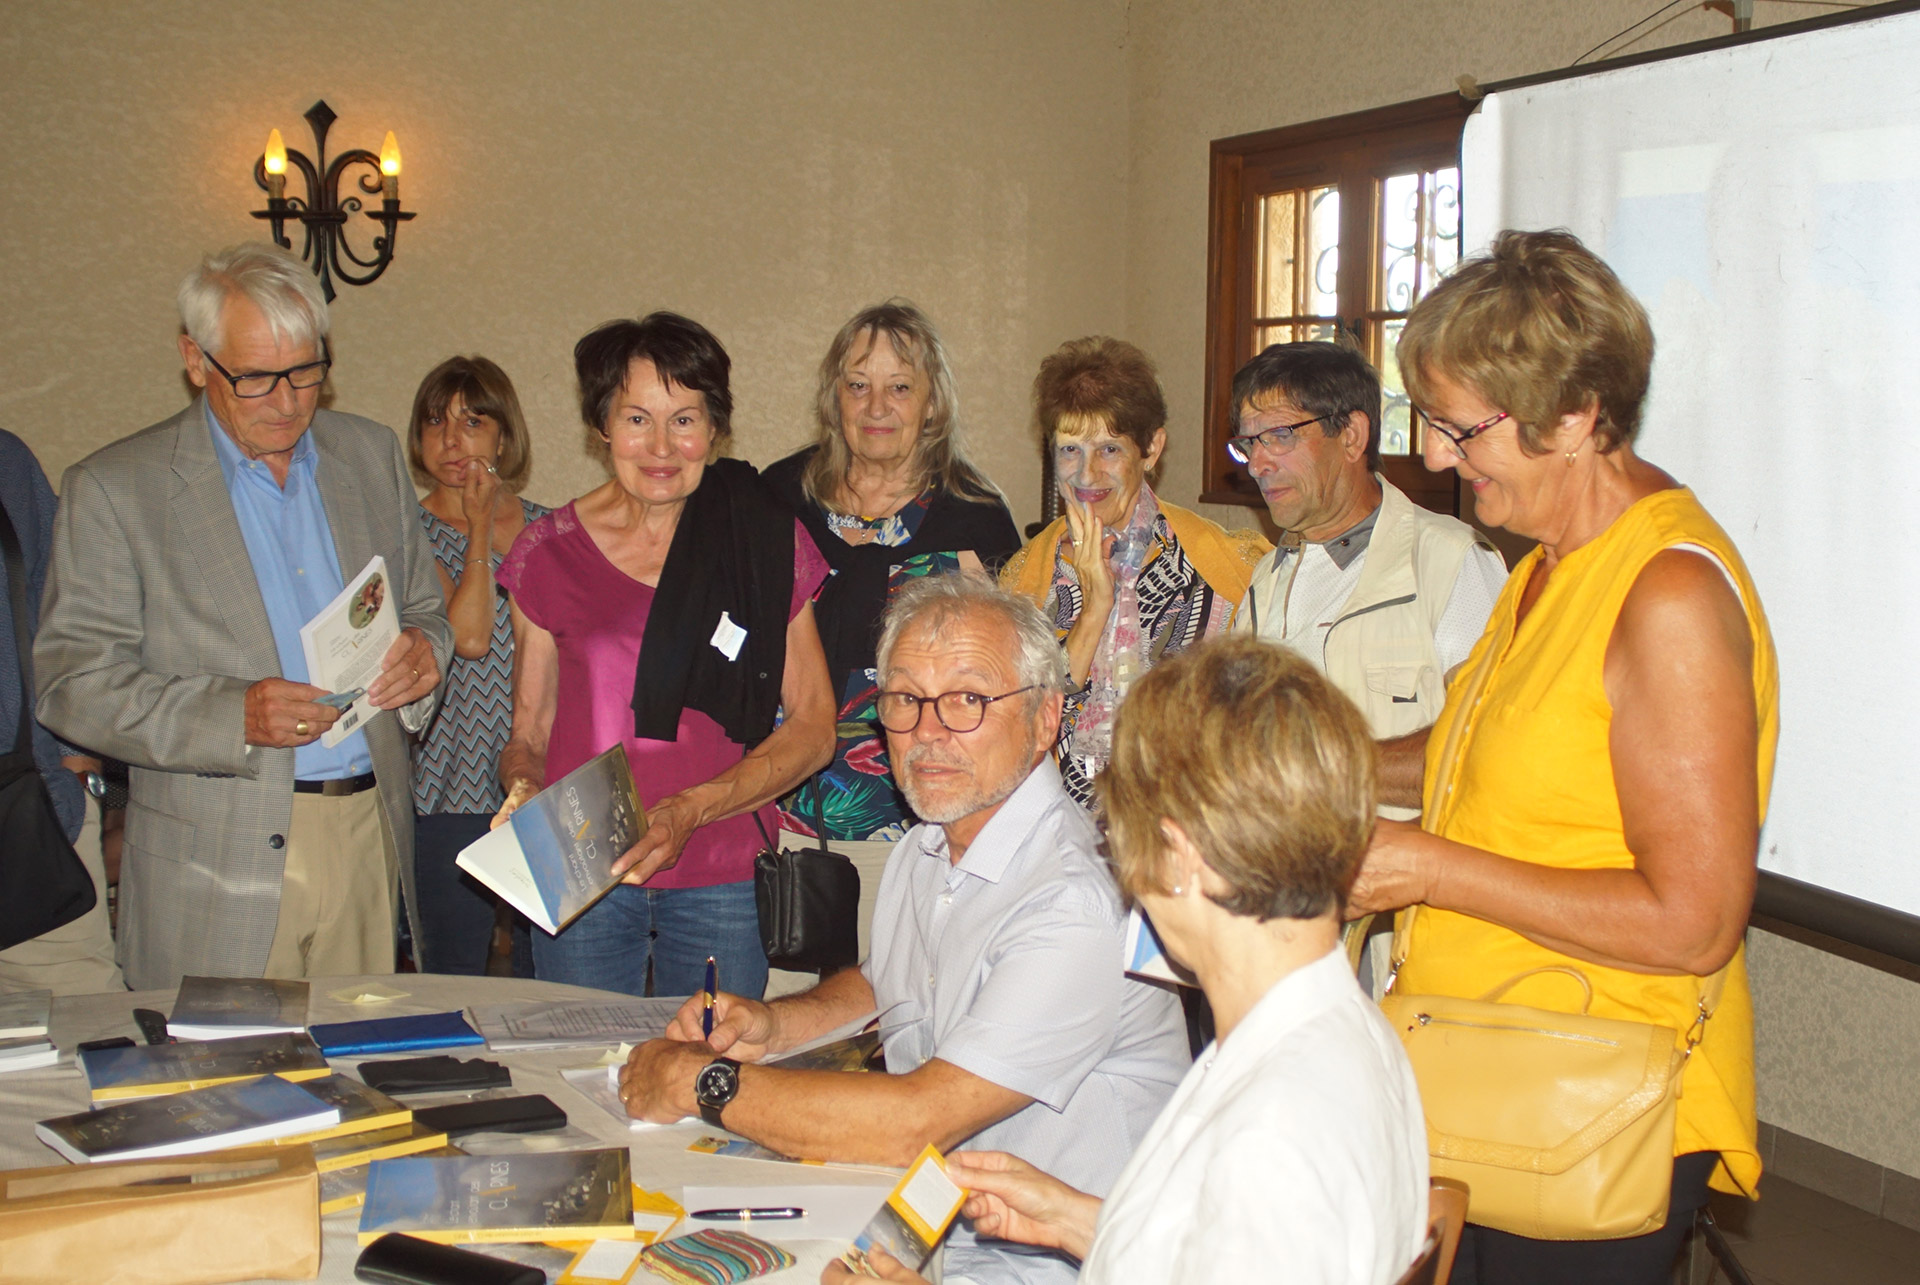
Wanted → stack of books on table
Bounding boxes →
[0,989,56,1073]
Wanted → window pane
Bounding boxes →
[1377,166,1461,313]
[1256,184,1339,320]
[1378,317,1414,455]
[1256,320,1341,353]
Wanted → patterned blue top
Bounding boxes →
[411,498,549,815]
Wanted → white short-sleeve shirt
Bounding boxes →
[864,759,1190,1285]
[1079,946,1430,1285]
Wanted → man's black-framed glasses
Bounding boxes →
[1415,406,1510,454]
[202,343,333,399]
[1225,414,1336,465]
[876,685,1040,734]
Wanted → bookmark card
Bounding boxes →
[839,1144,966,1275]
[559,1239,647,1285]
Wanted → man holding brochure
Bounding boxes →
[35,243,450,988]
[620,574,1187,1285]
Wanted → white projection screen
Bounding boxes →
[1461,8,1920,921]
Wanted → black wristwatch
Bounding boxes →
[695,1056,741,1127]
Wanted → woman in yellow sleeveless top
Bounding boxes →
[1348,231,1779,1285]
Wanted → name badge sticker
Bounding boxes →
[710,611,748,662]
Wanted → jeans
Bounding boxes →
[531,879,768,1000]
[413,812,531,978]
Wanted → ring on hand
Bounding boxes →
[295,719,311,736]
[411,667,420,681]
[485,463,497,475]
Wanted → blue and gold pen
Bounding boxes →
[702,955,718,1041]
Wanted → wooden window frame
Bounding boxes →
[1200,92,1476,509]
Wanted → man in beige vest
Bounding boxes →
[1229,343,1506,819]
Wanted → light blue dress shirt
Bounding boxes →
[207,405,373,779]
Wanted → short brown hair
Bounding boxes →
[802,300,999,510]
[407,355,533,491]
[575,312,732,465]
[1098,636,1377,921]
[1032,336,1166,456]
[1398,229,1654,456]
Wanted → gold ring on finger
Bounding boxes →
[295,719,311,736]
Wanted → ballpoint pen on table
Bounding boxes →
[703,955,718,1041]
[689,1208,806,1221]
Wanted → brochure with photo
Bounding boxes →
[299,553,400,748]
[456,745,645,935]
[839,1145,967,1275]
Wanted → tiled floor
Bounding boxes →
[1677,1176,1920,1284]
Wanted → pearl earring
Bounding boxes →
[1169,883,1185,896]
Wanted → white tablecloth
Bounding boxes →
[0,974,898,1284]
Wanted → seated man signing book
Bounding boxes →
[621,574,1188,1285]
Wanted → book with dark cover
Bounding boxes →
[168,976,309,1040]
[276,1073,411,1144]
[81,1030,331,1101]
[456,745,644,934]
[357,1148,634,1245]
[309,1010,485,1057]
[0,988,51,1039]
[36,1074,341,1163]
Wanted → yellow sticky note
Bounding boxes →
[558,1239,646,1285]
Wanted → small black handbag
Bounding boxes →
[752,799,860,974]
[0,497,97,952]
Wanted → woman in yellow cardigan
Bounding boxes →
[1349,230,1778,1284]
[1001,336,1268,810]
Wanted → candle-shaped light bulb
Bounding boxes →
[263,128,287,201]
[380,131,401,201]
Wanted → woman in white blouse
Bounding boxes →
[827,636,1428,1285]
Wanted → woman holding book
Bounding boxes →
[406,356,549,976]
[495,313,834,1000]
[825,636,1429,1285]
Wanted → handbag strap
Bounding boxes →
[750,787,836,854]
[0,497,38,758]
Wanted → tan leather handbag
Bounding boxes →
[1379,910,1721,1240]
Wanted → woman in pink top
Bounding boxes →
[496,313,834,998]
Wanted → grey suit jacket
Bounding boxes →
[34,399,453,989]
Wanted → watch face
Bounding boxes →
[695,1059,739,1107]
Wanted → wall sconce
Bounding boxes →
[251,100,415,301]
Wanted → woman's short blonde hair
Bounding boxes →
[1098,636,1377,921]
[407,355,533,492]
[802,300,999,510]
[1398,229,1654,456]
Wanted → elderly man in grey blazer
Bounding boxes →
[35,243,451,990]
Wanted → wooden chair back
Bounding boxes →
[1394,1177,1470,1285]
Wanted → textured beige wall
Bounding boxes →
[1749,928,1920,1179]
[0,0,1129,526]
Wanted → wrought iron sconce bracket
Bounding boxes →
[250,100,414,301]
